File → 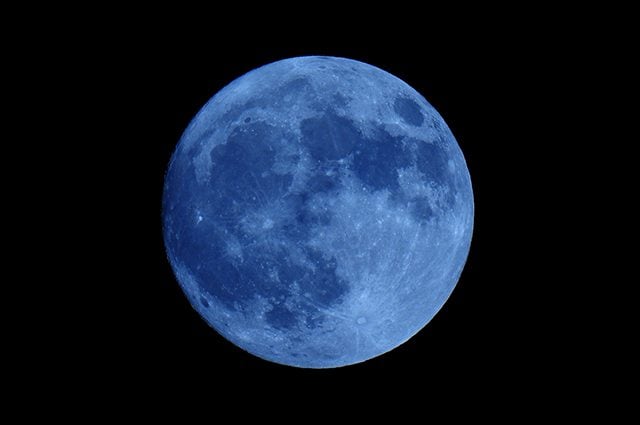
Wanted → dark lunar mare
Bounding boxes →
[164,119,350,330]
[394,97,424,126]
[301,108,458,224]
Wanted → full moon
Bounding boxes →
[162,56,473,368]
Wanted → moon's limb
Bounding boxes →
[162,56,473,368]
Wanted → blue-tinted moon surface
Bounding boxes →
[162,56,473,368]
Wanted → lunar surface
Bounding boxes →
[162,56,473,368]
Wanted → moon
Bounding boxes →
[162,56,473,368]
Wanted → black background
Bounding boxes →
[8,6,621,412]
[83,27,570,397]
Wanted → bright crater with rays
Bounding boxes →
[163,56,474,368]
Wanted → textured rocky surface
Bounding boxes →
[163,56,473,368]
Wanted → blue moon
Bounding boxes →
[162,56,473,368]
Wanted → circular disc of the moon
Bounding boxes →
[162,56,473,368]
